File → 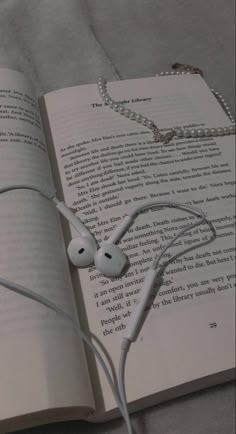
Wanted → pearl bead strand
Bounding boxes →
[97,77,155,126]
[97,69,235,144]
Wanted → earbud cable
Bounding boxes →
[0,276,135,428]
[0,187,209,434]
[119,339,133,433]
[128,201,206,269]
[0,184,56,200]
[117,202,207,434]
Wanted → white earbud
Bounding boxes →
[94,244,127,277]
[94,216,133,277]
[53,199,98,267]
[67,235,97,267]
[53,202,133,273]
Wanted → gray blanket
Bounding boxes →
[0,1,235,433]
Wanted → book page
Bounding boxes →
[44,75,235,412]
[0,69,94,427]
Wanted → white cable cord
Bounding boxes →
[119,339,133,434]
[0,277,131,426]
[0,184,56,200]
[0,188,209,434]
[0,185,135,432]
[117,201,207,433]
[127,201,206,269]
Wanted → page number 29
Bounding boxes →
[209,322,218,328]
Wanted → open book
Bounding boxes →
[0,68,235,434]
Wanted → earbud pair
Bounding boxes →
[67,236,127,277]
[1,185,207,347]
[54,200,131,277]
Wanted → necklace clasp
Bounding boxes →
[172,62,204,77]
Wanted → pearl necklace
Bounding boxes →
[97,63,235,144]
